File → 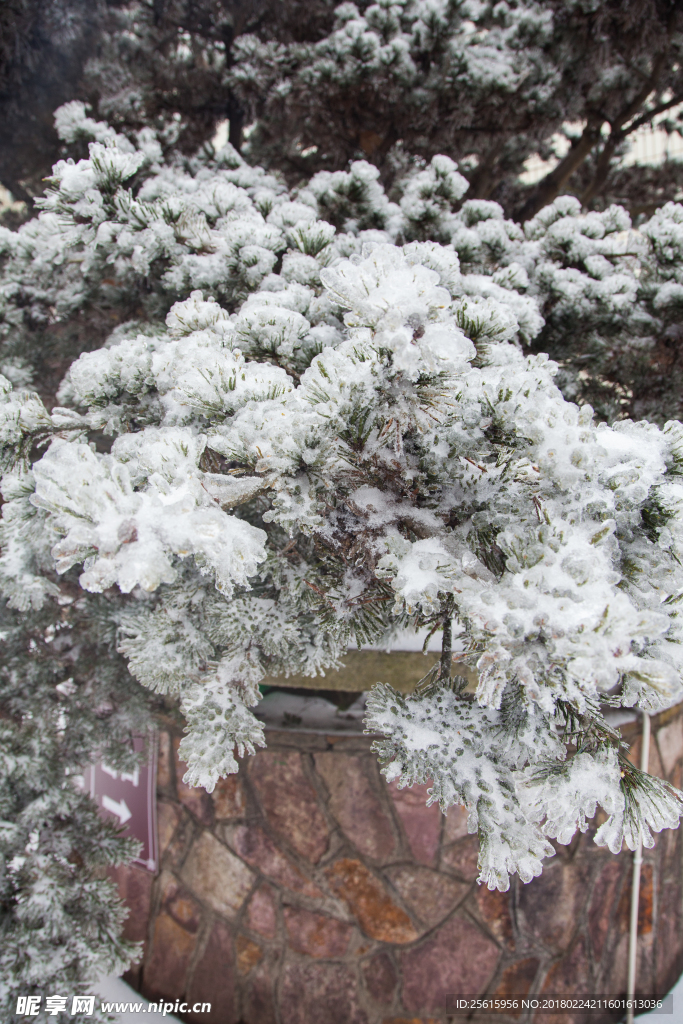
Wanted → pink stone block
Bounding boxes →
[249,750,329,863]
[401,915,499,1011]
[315,752,396,861]
[243,963,277,1024]
[187,921,237,1023]
[279,962,369,1024]
[108,863,154,947]
[440,835,480,881]
[385,865,469,929]
[224,823,322,897]
[156,801,182,859]
[517,861,592,951]
[362,952,397,1004]
[388,779,441,865]
[284,906,352,958]
[247,884,277,938]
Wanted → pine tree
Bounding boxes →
[5,1,683,227]
[3,107,683,909]
[0,531,151,1020]
[229,0,683,219]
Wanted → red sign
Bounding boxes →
[80,733,158,872]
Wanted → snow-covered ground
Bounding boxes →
[96,973,682,1023]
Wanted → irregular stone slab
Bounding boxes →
[474,884,513,948]
[246,883,277,938]
[388,780,441,865]
[156,800,182,858]
[440,835,480,881]
[279,962,369,1024]
[143,911,197,1002]
[315,752,396,861]
[401,915,499,1012]
[212,774,247,820]
[181,831,255,919]
[325,858,418,944]
[361,952,397,1004]
[493,958,539,999]
[223,823,322,897]
[385,865,469,928]
[284,906,352,958]
[187,920,237,1024]
[236,934,264,974]
[249,750,329,862]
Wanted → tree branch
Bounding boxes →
[516,122,602,222]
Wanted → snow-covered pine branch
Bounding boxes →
[3,106,683,900]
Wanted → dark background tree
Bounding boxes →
[3,1,683,224]
[0,0,103,212]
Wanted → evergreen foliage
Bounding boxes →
[2,109,683,930]
[4,5,683,1003]
[229,0,683,219]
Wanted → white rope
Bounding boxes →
[626,711,651,1024]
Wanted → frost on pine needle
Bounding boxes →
[4,103,683,900]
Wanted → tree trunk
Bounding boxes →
[516,122,602,222]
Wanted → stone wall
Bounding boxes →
[111,703,683,1024]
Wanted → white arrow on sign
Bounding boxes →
[102,794,132,825]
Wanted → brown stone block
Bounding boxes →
[223,823,322,897]
[387,780,442,865]
[108,863,154,947]
[181,831,255,919]
[604,932,628,997]
[494,958,539,1001]
[186,920,237,1023]
[157,801,182,859]
[440,835,480,881]
[143,911,196,1002]
[362,952,397,1004]
[162,809,196,872]
[314,751,397,862]
[656,882,683,995]
[385,865,469,929]
[325,858,418,944]
[537,937,591,1024]
[173,736,214,827]
[588,859,623,962]
[279,962,369,1024]
[517,861,592,950]
[159,871,202,934]
[639,864,654,935]
[249,750,329,862]
[212,774,246,820]
[401,915,499,1012]
[284,906,352,957]
[657,716,683,777]
[236,934,264,974]
[474,885,514,948]
[246,883,277,938]
[616,862,654,936]
[156,730,175,794]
